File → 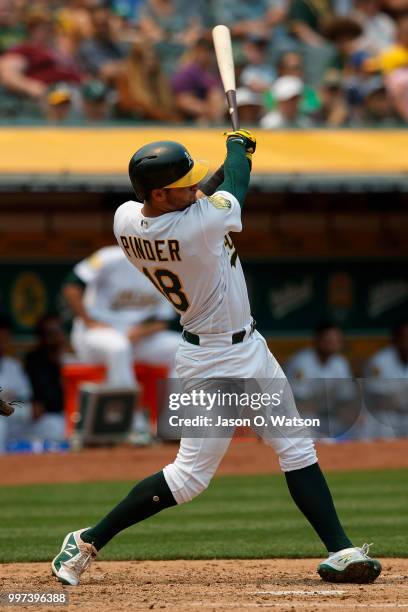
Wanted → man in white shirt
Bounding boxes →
[0,315,32,453]
[286,321,357,439]
[363,321,408,438]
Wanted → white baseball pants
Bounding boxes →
[163,330,317,504]
[71,322,180,388]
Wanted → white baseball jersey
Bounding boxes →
[0,356,32,402]
[285,348,354,401]
[73,246,175,334]
[364,346,408,406]
[113,191,251,334]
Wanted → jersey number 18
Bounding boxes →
[142,267,189,313]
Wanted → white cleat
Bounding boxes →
[318,543,382,583]
[51,528,97,586]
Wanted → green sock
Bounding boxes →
[81,471,176,550]
[285,462,353,553]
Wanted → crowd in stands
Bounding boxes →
[0,0,406,126]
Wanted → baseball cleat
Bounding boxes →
[51,528,97,586]
[318,543,382,583]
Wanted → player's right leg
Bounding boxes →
[51,436,231,585]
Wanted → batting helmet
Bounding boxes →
[128,141,208,201]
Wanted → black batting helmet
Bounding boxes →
[128,141,208,201]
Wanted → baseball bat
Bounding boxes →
[212,25,240,130]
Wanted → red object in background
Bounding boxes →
[62,362,168,435]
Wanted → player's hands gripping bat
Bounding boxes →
[224,128,257,160]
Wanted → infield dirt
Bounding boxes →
[0,439,407,486]
[1,440,407,611]
[1,558,407,611]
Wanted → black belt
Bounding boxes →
[182,320,256,347]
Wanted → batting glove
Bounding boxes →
[224,129,257,155]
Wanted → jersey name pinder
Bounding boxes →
[114,190,251,335]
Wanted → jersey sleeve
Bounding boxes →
[113,201,135,242]
[74,247,118,284]
[194,190,242,256]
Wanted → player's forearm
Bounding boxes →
[127,320,167,342]
[140,320,167,337]
[63,284,93,324]
[218,140,250,208]
[198,164,225,196]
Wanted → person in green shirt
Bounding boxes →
[264,51,321,115]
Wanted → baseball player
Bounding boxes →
[0,315,32,452]
[63,245,180,389]
[362,321,408,438]
[52,132,381,586]
[286,322,358,438]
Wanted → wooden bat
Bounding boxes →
[212,25,240,130]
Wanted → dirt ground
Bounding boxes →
[1,440,407,611]
[0,439,407,486]
[0,558,407,611]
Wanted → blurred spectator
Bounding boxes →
[55,1,96,57]
[0,8,81,112]
[45,81,73,122]
[139,0,204,75]
[260,75,312,127]
[288,0,333,47]
[360,75,400,125]
[110,0,146,23]
[353,0,396,55]
[285,321,358,438]
[288,0,335,85]
[213,0,286,39]
[286,321,353,384]
[24,314,66,442]
[81,78,111,120]
[381,0,408,20]
[366,14,408,74]
[323,16,368,117]
[0,0,26,54]
[324,16,363,73]
[386,67,408,121]
[236,34,276,123]
[240,34,276,92]
[312,68,349,126]
[0,314,32,453]
[177,0,213,29]
[78,5,127,83]
[366,14,408,122]
[265,51,320,115]
[116,39,178,121]
[363,321,408,438]
[171,37,224,124]
[236,88,265,124]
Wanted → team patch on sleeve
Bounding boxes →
[87,253,102,269]
[207,194,232,210]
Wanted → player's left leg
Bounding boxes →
[253,332,381,583]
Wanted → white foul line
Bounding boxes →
[252,590,346,596]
